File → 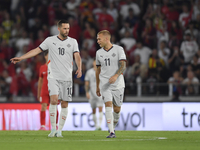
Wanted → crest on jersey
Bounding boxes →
[67,44,71,47]
[112,53,116,57]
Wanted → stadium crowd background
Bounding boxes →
[0,0,200,102]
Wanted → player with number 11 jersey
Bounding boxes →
[96,44,126,91]
[96,30,126,138]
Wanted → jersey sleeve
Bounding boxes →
[118,47,126,61]
[39,38,49,51]
[84,70,89,81]
[39,66,43,78]
[73,39,79,53]
[96,51,101,66]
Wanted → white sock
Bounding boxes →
[105,107,114,133]
[58,107,68,131]
[113,111,120,129]
[98,112,103,128]
[92,114,97,128]
[49,104,57,130]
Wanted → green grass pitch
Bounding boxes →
[0,131,200,150]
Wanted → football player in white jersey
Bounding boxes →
[96,30,126,138]
[10,20,82,137]
[85,59,103,130]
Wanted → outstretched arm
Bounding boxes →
[109,60,126,84]
[96,66,101,97]
[74,52,82,78]
[10,47,42,64]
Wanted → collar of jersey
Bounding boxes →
[57,36,68,41]
[103,46,113,52]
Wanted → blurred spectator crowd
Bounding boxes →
[0,0,200,101]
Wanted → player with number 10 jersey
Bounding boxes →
[39,36,79,81]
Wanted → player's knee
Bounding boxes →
[61,101,68,108]
[50,95,58,105]
[50,99,57,105]
[92,109,96,114]
[105,101,112,107]
[41,103,47,111]
[98,107,103,112]
[114,107,120,113]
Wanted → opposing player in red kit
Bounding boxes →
[37,51,59,130]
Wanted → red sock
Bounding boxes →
[56,110,59,124]
[40,111,46,126]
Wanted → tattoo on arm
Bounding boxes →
[116,61,126,76]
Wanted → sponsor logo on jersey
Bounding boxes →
[112,53,116,57]
[67,44,71,47]
[100,55,103,58]
[53,43,56,45]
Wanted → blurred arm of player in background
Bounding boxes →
[85,80,90,100]
[96,66,101,97]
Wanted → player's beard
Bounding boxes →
[61,32,68,38]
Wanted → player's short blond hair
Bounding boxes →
[97,30,111,38]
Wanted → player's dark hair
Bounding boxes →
[57,20,69,27]
[43,50,48,56]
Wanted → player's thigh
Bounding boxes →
[48,78,59,96]
[89,99,97,109]
[112,88,124,107]
[96,97,104,108]
[101,89,113,103]
[59,80,72,101]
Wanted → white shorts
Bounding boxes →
[101,88,124,107]
[48,78,72,101]
[89,98,103,109]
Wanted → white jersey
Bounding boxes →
[180,40,199,63]
[96,44,126,90]
[39,35,79,81]
[84,68,101,100]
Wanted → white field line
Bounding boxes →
[0,137,168,142]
